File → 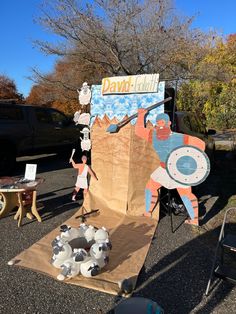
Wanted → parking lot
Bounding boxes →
[1,153,235,314]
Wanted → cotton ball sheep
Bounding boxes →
[90,243,110,269]
[78,223,88,236]
[90,243,108,260]
[94,227,109,244]
[73,248,88,262]
[100,239,112,251]
[51,236,65,248]
[60,225,82,242]
[96,255,109,269]
[51,242,73,269]
[80,258,100,277]
[57,249,88,281]
[84,225,96,244]
[57,260,79,281]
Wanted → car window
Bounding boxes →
[35,108,53,124]
[195,116,206,134]
[183,115,192,131]
[189,114,206,134]
[50,110,68,126]
[0,105,24,120]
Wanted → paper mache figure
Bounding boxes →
[59,224,83,242]
[51,241,73,269]
[57,248,88,281]
[51,224,112,280]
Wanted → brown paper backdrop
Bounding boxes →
[84,117,160,219]
[12,118,160,295]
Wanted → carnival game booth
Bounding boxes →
[8,74,210,296]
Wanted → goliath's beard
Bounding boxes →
[156,126,171,140]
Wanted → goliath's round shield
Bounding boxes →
[166,145,210,186]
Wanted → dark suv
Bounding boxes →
[0,102,84,174]
[172,111,216,161]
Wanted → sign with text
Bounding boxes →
[101,74,159,95]
[24,164,37,181]
[91,81,165,126]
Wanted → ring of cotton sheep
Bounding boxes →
[51,224,112,281]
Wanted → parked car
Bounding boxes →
[0,102,85,174]
[165,110,216,162]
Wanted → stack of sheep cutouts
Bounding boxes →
[51,224,112,281]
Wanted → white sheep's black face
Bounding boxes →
[74,249,88,262]
[87,264,100,277]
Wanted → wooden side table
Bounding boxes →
[0,177,44,227]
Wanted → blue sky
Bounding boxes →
[0,0,235,97]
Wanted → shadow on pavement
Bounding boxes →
[132,222,236,314]
[196,150,236,226]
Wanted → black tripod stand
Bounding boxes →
[159,187,189,233]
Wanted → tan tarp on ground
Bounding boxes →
[12,118,161,295]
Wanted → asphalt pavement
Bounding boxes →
[1,154,235,314]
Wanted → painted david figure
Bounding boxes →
[135,109,210,226]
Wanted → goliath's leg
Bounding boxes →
[144,178,161,217]
[177,187,199,226]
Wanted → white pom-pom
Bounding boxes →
[8,260,15,266]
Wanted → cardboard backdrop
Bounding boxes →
[11,84,165,295]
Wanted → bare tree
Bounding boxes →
[34,0,211,81]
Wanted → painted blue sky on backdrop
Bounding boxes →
[0,0,235,97]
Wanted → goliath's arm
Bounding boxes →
[135,109,152,142]
[184,135,206,151]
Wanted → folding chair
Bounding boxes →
[205,207,236,296]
